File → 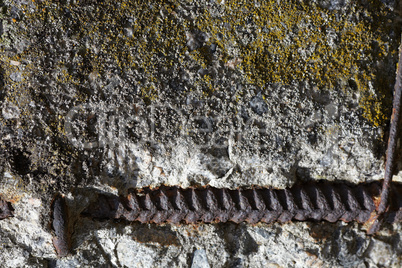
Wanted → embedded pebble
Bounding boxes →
[2,103,20,119]
[9,72,22,82]
[191,249,211,268]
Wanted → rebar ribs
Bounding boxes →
[82,182,402,225]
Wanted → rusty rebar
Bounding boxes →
[378,36,402,215]
[81,182,402,225]
[51,194,70,257]
[365,36,402,234]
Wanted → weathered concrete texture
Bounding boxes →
[0,0,402,267]
[1,0,400,191]
[2,193,402,267]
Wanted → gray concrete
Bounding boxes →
[0,0,401,267]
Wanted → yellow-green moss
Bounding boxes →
[194,0,398,126]
[6,0,400,128]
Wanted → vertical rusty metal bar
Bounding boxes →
[51,194,70,257]
[378,36,402,215]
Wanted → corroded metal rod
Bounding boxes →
[81,182,402,225]
[367,35,402,234]
[378,36,402,215]
[51,194,70,257]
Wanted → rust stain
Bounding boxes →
[309,224,333,241]
[133,228,181,247]
[0,198,14,220]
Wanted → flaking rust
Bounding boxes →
[367,34,402,234]
[0,197,14,220]
[51,194,70,257]
[81,182,402,226]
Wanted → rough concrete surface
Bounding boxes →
[0,0,402,267]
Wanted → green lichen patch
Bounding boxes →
[0,0,400,195]
[8,0,398,127]
[2,0,401,127]
[194,0,400,126]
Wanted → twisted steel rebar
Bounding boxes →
[81,181,402,225]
